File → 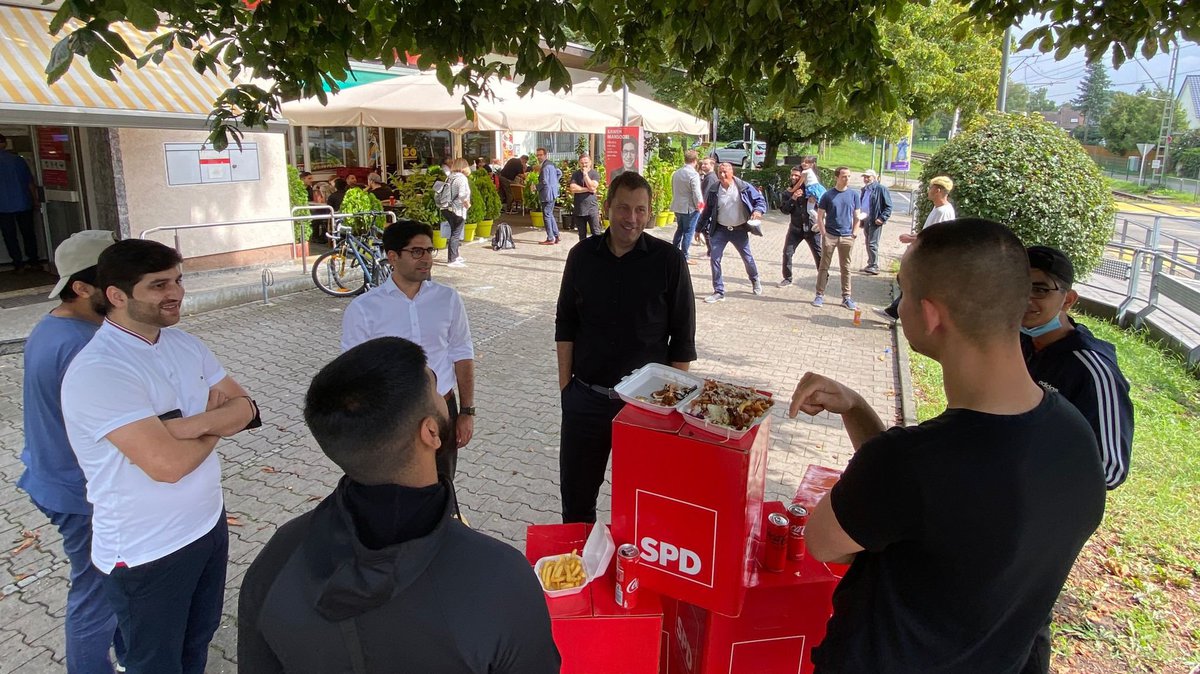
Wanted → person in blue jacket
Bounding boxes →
[1019,244,1135,673]
[535,147,562,245]
[697,162,768,303]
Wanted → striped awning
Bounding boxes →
[0,5,254,130]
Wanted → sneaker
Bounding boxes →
[447,260,467,269]
[778,278,792,288]
[811,294,824,307]
[704,293,725,304]
[539,240,556,246]
[842,297,858,310]
[752,281,763,295]
[862,267,879,275]
[455,256,466,263]
[874,306,897,323]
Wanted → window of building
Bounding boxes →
[463,132,496,163]
[306,127,360,169]
[400,130,451,169]
[534,132,586,159]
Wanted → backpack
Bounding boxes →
[491,222,516,250]
[434,179,454,209]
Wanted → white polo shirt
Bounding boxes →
[340,279,474,396]
[62,319,226,572]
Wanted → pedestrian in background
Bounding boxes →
[779,165,822,286]
[0,133,41,272]
[669,150,704,264]
[536,148,562,245]
[880,175,955,322]
[813,166,865,310]
[859,169,892,275]
[568,154,602,241]
[697,162,767,303]
[442,158,471,268]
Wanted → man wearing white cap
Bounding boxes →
[859,169,892,275]
[18,230,126,672]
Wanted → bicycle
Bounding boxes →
[311,223,392,297]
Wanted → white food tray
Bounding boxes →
[675,384,774,441]
[533,522,615,597]
[613,363,703,415]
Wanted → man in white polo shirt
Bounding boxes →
[342,219,475,484]
[62,239,259,674]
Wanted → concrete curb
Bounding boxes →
[889,279,920,427]
[0,275,317,356]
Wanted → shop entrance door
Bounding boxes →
[33,125,88,266]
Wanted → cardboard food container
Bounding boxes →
[676,382,774,441]
[534,522,616,598]
[613,363,703,416]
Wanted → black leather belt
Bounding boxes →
[574,377,619,399]
[718,223,748,231]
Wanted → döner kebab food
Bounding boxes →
[636,382,697,407]
[684,379,774,430]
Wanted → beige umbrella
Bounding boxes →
[555,78,710,135]
[282,70,620,132]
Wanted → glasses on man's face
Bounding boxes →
[1029,283,1061,299]
[398,247,436,259]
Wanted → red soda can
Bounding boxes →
[786,503,810,561]
[764,512,789,572]
[615,543,640,609]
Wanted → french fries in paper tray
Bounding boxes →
[533,522,616,597]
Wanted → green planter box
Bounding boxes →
[477,220,494,240]
[464,222,479,242]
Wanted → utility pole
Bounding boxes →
[997,27,1012,112]
[1150,43,1179,186]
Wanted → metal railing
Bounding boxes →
[1111,215,1200,280]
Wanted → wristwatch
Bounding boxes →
[460,406,476,416]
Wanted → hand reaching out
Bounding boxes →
[789,372,863,418]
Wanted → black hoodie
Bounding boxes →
[238,478,561,673]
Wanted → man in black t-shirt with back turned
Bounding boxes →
[789,218,1105,673]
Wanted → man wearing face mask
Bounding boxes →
[1019,245,1134,674]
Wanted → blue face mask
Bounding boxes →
[1020,313,1063,338]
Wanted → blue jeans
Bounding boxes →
[542,202,560,241]
[709,225,759,295]
[33,502,125,673]
[864,222,884,269]
[672,212,700,260]
[103,516,228,674]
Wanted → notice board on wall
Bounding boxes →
[165,142,260,186]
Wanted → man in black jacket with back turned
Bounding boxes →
[238,337,560,674]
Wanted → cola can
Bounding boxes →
[764,512,789,572]
[615,543,640,609]
[786,503,810,561]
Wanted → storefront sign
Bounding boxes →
[37,126,71,189]
[165,142,260,186]
[888,120,914,172]
[605,126,643,183]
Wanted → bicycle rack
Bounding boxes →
[260,267,275,305]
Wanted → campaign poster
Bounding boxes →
[888,120,914,172]
[605,126,643,184]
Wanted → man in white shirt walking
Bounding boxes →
[341,220,476,483]
[62,239,259,674]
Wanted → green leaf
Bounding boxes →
[45,37,75,83]
[86,45,119,82]
[123,0,159,31]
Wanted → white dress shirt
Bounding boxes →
[341,279,474,396]
[716,182,744,227]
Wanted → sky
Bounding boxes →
[1009,25,1200,106]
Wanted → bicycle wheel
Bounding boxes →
[312,250,368,297]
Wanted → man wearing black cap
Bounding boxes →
[1019,244,1134,672]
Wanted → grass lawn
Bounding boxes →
[1105,177,1195,202]
[794,140,927,184]
[909,315,1200,672]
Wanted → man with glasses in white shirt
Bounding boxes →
[341,220,475,485]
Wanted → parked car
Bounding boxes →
[712,140,767,169]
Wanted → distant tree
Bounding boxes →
[1029,87,1058,113]
[1099,88,1188,155]
[1071,63,1114,140]
[1005,81,1031,114]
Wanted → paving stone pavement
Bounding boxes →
[0,208,910,672]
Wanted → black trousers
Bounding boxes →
[441,209,465,263]
[559,378,625,523]
[0,210,38,267]
[1019,616,1052,674]
[575,211,601,241]
[438,391,460,482]
[782,226,822,280]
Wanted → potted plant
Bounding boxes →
[596,165,610,229]
[287,165,311,256]
[646,157,674,227]
[473,169,501,240]
[339,188,384,235]
[464,174,484,243]
[525,171,543,227]
[394,168,447,249]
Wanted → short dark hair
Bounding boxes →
[59,265,98,302]
[304,337,439,485]
[382,220,434,254]
[334,178,348,191]
[835,166,849,177]
[299,171,312,178]
[605,172,653,206]
[791,165,804,174]
[96,239,182,298]
[536,147,548,155]
[907,218,1030,343]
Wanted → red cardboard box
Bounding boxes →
[611,406,769,617]
[526,524,663,674]
[659,502,838,674]
[792,465,849,579]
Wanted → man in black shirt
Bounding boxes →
[789,219,1106,673]
[568,154,602,241]
[779,165,822,286]
[238,337,560,673]
[498,155,528,206]
[326,177,349,212]
[555,172,697,523]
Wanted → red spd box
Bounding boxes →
[792,465,849,579]
[611,406,769,617]
[527,524,663,674]
[659,502,839,674]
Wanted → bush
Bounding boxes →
[472,169,501,220]
[917,113,1115,277]
[286,165,310,241]
[1175,148,1200,178]
[338,187,384,234]
[393,169,441,226]
[466,174,485,224]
